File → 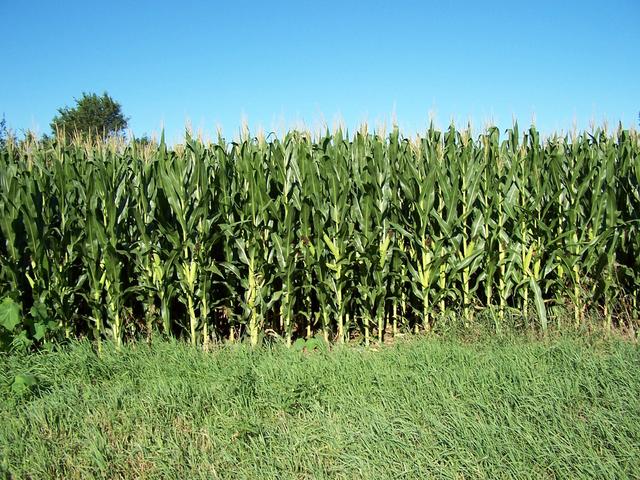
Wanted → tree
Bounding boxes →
[51,92,129,141]
[0,114,7,148]
[133,133,155,147]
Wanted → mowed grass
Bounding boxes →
[1,334,639,479]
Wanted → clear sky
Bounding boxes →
[1,0,639,142]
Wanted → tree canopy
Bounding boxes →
[51,92,128,141]
[0,115,7,147]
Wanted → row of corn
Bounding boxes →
[0,125,638,348]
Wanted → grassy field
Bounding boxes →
[1,332,639,479]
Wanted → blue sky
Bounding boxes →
[1,0,639,142]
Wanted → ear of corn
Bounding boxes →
[0,125,638,347]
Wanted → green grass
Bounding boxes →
[1,334,639,479]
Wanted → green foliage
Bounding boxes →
[132,133,155,147]
[50,92,129,141]
[0,297,20,331]
[0,125,638,349]
[0,297,23,350]
[0,296,59,351]
[0,115,7,148]
[10,373,38,396]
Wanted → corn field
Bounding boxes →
[0,125,638,349]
